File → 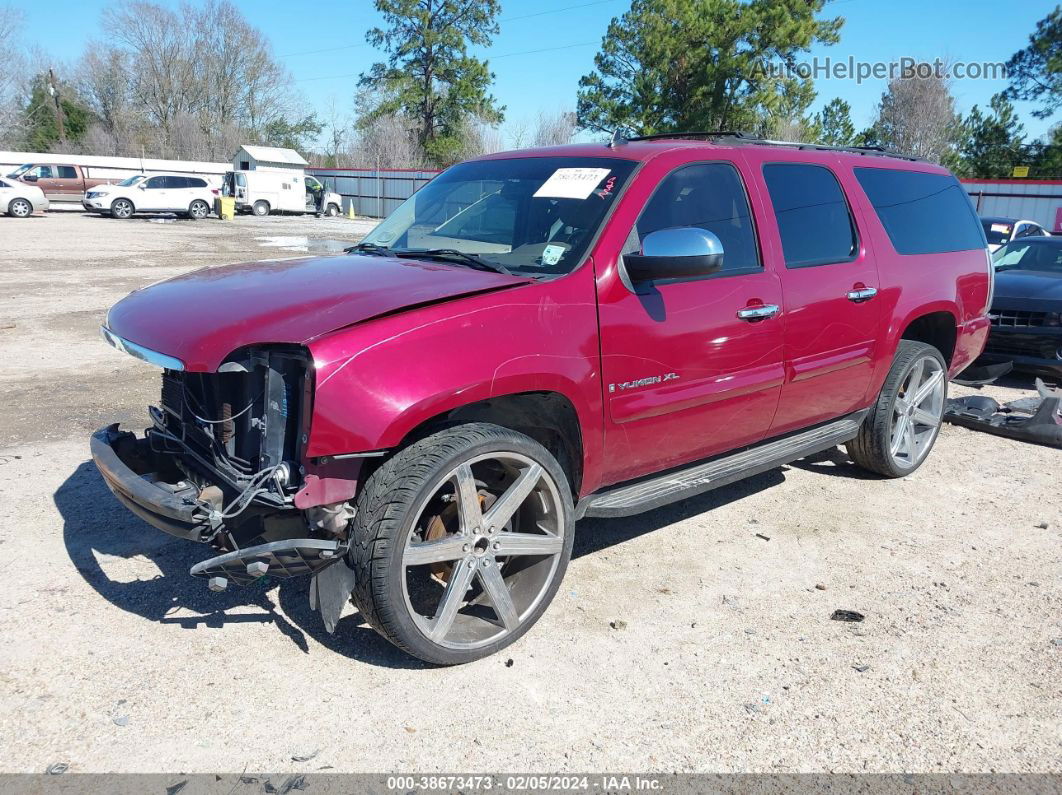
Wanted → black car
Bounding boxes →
[981,237,1062,377]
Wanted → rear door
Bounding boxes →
[54,165,82,196]
[752,158,883,435]
[596,155,785,484]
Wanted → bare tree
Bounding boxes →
[869,66,962,164]
[93,0,303,159]
[76,47,137,155]
[349,112,426,169]
[0,6,26,146]
[531,109,577,147]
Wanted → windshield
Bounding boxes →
[993,240,1062,273]
[8,164,31,178]
[116,174,146,187]
[982,219,1014,246]
[360,156,637,275]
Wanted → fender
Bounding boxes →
[304,269,608,493]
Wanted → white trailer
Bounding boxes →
[224,170,342,216]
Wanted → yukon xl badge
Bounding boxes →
[609,373,679,393]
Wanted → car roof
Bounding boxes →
[981,216,1039,225]
[1003,235,1062,245]
[471,134,949,174]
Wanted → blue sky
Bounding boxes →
[16,0,1058,145]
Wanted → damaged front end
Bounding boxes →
[91,337,361,630]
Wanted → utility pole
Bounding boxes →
[47,68,66,143]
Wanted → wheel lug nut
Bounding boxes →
[492,541,501,550]
[462,544,470,552]
[467,559,476,569]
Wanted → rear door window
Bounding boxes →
[57,166,78,179]
[854,167,985,254]
[636,162,761,273]
[762,163,857,268]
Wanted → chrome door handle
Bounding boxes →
[846,287,878,302]
[736,304,780,320]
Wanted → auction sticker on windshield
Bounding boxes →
[533,168,611,200]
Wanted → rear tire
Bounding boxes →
[188,199,209,220]
[252,200,270,216]
[847,340,947,478]
[350,423,574,665]
[7,198,32,218]
[111,198,134,219]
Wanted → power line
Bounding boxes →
[294,39,600,82]
[501,0,622,23]
[279,0,620,58]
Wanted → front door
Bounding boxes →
[596,159,785,485]
[140,176,170,210]
[752,158,883,434]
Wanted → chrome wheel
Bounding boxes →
[9,198,32,217]
[112,199,133,219]
[401,452,565,651]
[889,354,945,469]
[189,200,209,219]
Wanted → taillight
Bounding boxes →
[211,188,220,195]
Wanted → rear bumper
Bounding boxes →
[90,424,214,542]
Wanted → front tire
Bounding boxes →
[325,203,340,217]
[252,200,270,216]
[847,340,947,478]
[111,198,134,219]
[8,198,32,217]
[350,423,574,665]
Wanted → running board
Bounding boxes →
[577,411,867,519]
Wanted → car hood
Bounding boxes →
[106,253,531,371]
[994,269,1062,302]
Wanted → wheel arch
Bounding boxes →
[364,391,585,497]
[898,308,958,366]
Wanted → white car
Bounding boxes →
[83,173,216,220]
[980,215,1051,253]
[0,176,49,217]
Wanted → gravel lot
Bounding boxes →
[0,210,1059,774]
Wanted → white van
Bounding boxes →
[225,171,342,217]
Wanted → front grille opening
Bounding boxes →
[155,348,309,493]
[991,310,1048,328]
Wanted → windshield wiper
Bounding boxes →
[393,248,513,276]
[344,241,392,256]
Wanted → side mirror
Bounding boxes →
[623,227,724,283]
[23,174,38,183]
[138,183,147,189]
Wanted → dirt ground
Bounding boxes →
[0,210,1058,775]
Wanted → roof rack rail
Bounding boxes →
[624,130,922,162]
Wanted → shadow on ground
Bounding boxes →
[57,459,786,668]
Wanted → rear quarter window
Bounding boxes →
[854,168,985,255]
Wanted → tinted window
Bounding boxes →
[57,165,77,179]
[993,240,1062,273]
[0,179,9,188]
[636,162,760,272]
[187,177,207,188]
[763,163,857,268]
[855,168,985,255]
[145,176,166,189]
[982,219,1013,246]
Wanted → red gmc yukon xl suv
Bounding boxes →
[91,134,992,664]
